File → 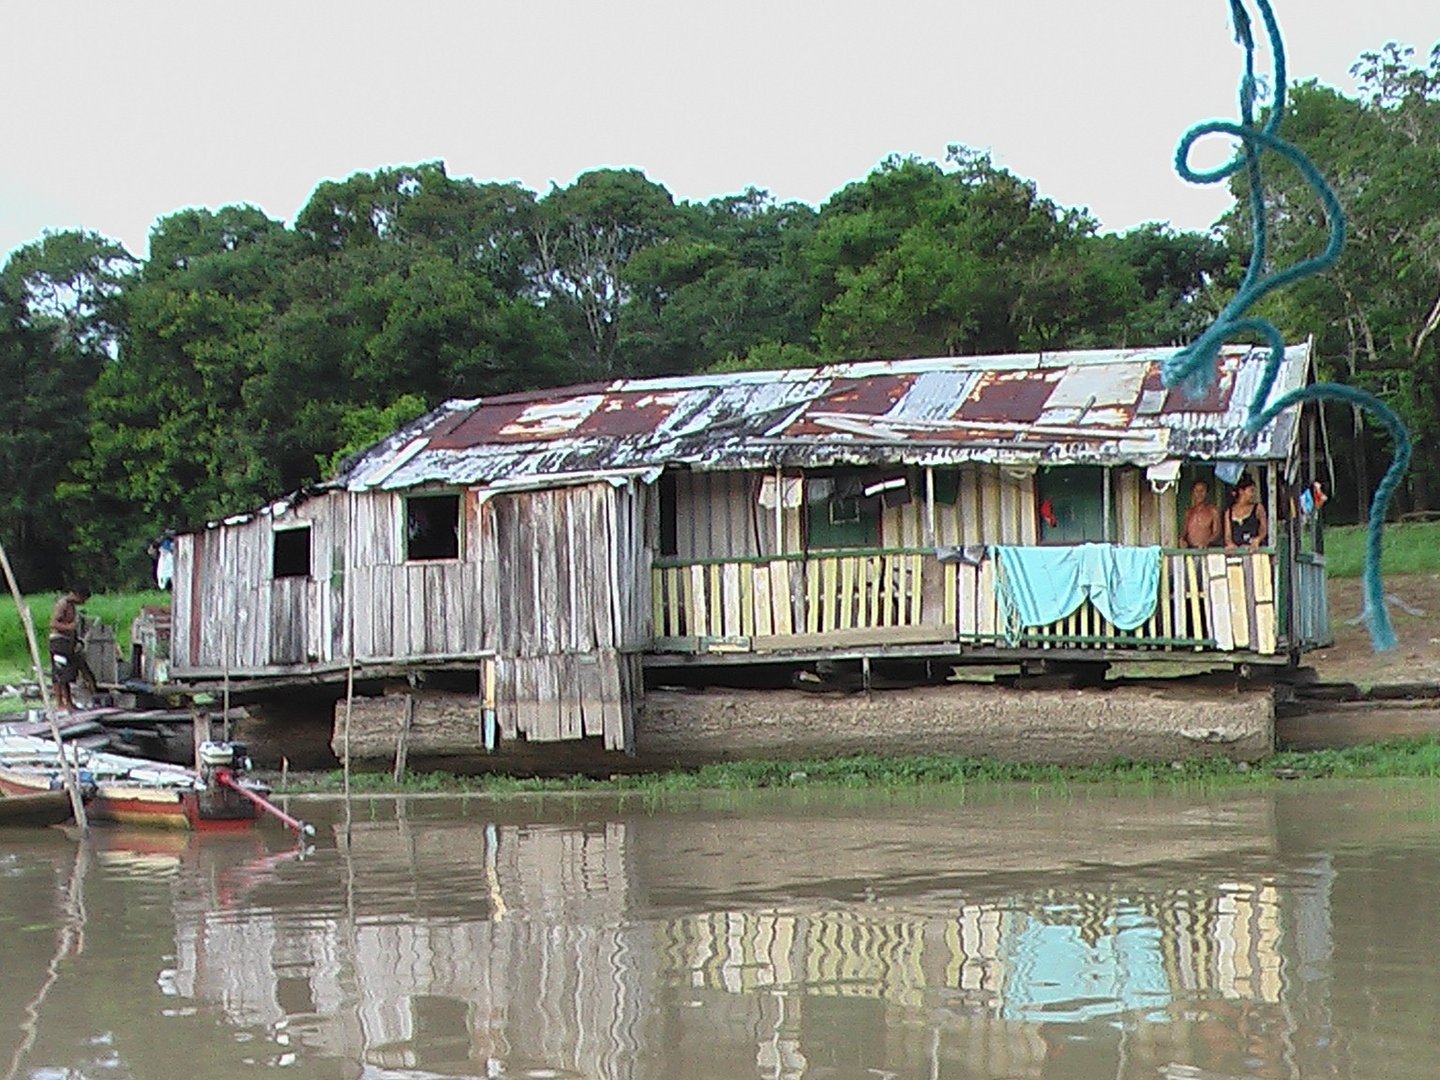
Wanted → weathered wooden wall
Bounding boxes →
[347,489,483,662]
[669,464,1176,556]
[905,466,1037,547]
[479,482,648,751]
[176,480,650,751]
[173,498,344,673]
[173,464,1180,676]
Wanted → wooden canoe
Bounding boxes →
[0,788,75,827]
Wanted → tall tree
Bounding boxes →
[1097,225,1235,346]
[804,150,1139,358]
[533,169,683,376]
[0,231,136,587]
[1222,45,1440,514]
[621,188,818,373]
[0,287,91,587]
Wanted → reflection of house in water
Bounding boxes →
[161,816,653,1077]
[148,801,1334,1079]
[658,881,1293,1078]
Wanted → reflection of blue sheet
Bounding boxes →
[999,910,1172,1023]
[993,544,1161,631]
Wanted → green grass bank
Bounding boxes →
[0,591,169,687]
[1323,520,1440,578]
[268,737,1440,798]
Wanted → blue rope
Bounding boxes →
[1166,0,1410,650]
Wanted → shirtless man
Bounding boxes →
[1180,481,1221,548]
[48,584,91,713]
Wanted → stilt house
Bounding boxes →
[168,343,1332,753]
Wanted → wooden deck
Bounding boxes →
[652,547,1292,658]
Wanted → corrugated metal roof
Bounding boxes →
[340,343,1313,492]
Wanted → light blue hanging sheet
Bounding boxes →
[992,544,1162,634]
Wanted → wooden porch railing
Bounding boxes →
[651,548,1286,656]
[652,549,941,650]
[968,550,1277,653]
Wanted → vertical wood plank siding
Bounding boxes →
[1294,555,1331,647]
[673,470,759,559]
[173,481,647,751]
[176,464,1179,673]
[666,465,1180,557]
[172,532,196,669]
[176,489,479,673]
[482,482,646,752]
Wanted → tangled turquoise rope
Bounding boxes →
[1165,0,1410,650]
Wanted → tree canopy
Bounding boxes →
[1220,43,1440,517]
[3,45,1436,589]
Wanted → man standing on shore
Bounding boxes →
[48,584,91,713]
[1180,481,1221,548]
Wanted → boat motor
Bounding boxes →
[198,741,252,781]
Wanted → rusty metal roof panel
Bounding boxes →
[957,368,1065,423]
[338,342,1314,491]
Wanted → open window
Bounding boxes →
[405,494,461,561]
[271,526,312,579]
[658,471,679,557]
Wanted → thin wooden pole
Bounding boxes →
[1103,466,1113,542]
[773,466,784,556]
[220,527,232,741]
[924,466,937,546]
[392,693,413,782]
[0,544,88,832]
[342,491,356,818]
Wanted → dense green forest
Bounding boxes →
[2,45,1435,591]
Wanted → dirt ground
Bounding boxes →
[1311,573,1440,687]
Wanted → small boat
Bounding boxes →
[0,788,78,828]
[0,736,268,832]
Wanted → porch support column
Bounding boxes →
[1265,463,1278,548]
[774,465,784,556]
[1102,466,1112,542]
[924,466,937,546]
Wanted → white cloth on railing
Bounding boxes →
[757,475,803,508]
[992,544,1163,642]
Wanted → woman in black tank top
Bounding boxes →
[1225,477,1268,551]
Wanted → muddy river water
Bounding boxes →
[3,781,1440,1079]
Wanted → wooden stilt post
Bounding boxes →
[393,693,414,782]
[191,706,210,771]
[0,543,88,832]
[481,655,497,752]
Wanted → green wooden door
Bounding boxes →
[1037,466,1109,544]
[808,493,880,549]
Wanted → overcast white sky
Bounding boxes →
[1,1,1435,263]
